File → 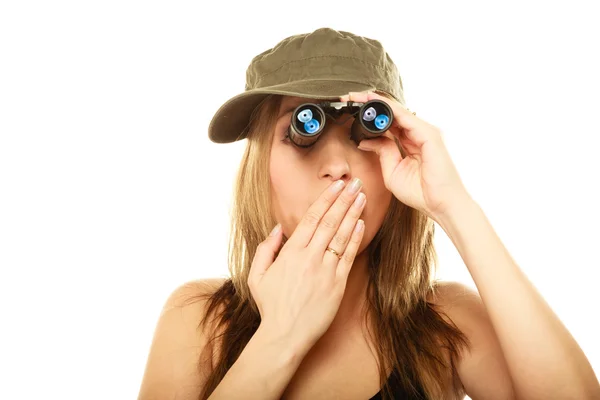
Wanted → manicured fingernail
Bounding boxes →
[353,192,366,208]
[348,178,363,194]
[354,219,364,233]
[269,223,281,236]
[331,180,345,193]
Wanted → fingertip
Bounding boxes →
[354,219,365,234]
[366,90,380,99]
[269,223,281,237]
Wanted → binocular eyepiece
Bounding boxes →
[287,99,393,148]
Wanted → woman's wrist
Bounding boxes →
[254,322,313,367]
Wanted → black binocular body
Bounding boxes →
[287,99,394,148]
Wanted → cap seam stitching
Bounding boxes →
[248,78,378,89]
[253,55,390,81]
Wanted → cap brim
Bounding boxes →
[207,79,375,143]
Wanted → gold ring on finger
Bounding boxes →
[326,246,343,260]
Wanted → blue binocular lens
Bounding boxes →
[374,114,389,130]
[304,119,320,134]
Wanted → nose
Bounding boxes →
[316,117,354,183]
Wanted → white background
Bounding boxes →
[1,1,599,399]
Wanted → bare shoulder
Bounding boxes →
[162,277,228,312]
[138,277,228,400]
[427,280,489,342]
[428,280,483,316]
[428,281,514,399]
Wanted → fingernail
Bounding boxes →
[353,192,366,208]
[331,179,345,193]
[269,223,281,237]
[354,219,364,233]
[348,178,363,194]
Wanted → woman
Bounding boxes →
[138,28,599,399]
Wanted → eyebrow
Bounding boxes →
[278,103,305,119]
[279,105,297,118]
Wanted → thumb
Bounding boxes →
[249,223,283,283]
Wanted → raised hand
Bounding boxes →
[248,178,366,351]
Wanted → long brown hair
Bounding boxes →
[194,93,470,400]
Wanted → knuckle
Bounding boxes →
[324,191,338,204]
[350,230,362,243]
[349,205,363,217]
[342,250,355,264]
[302,248,320,268]
[339,195,354,207]
[309,248,323,264]
[303,211,321,226]
[333,233,349,247]
[321,215,337,230]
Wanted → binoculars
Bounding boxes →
[287,99,394,148]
